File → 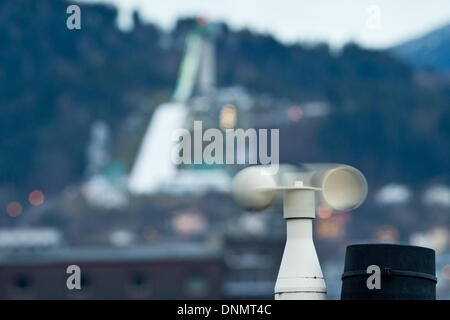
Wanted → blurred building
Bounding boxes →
[0,243,222,299]
[0,234,286,299]
[222,234,284,299]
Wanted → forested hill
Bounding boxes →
[392,23,450,71]
[1,0,449,199]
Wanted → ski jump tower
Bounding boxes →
[128,25,218,194]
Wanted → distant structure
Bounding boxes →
[85,121,111,178]
[128,24,230,195]
[0,228,62,250]
[172,31,216,101]
[0,243,222,299]
[127,102,188,194]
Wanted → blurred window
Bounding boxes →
[13,274,33,291]
[185,272,209,297]
[126,272,151,298]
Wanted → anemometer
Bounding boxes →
[231,164,368,300]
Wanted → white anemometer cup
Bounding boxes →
[231,164,368,300]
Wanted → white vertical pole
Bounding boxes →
[274,186,327,300]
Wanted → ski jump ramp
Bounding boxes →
[128,102,188,194]
[128,29,224,195]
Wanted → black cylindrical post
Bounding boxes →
[341,244,436,300]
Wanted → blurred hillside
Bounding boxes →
[1,0,449,202]
[392,23,450,71]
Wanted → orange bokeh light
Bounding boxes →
[29,190,44,206]
[317,204,333,219]
[287,106,303,122]
[316,220,343,239]
[374,225,399,242]
[196,17,209,26]
[442,265,450,281]
[6,202,22,217]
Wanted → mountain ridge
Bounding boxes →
[391,22,450,71]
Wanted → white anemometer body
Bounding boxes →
[231,164,368,300]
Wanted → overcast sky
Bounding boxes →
[82,0,450,48]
